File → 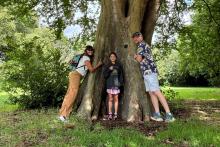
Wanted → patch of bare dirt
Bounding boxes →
[184,100,220,125]
[99,119,167,136]
[94,100,220,137]
[93,105,190,137]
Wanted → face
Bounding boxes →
[132,35,143,44]
[110,54,117,62]
[86,49,94,56]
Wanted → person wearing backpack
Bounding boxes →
[103,52,124,120]
[132,32,175,122]
[58,45,102,122]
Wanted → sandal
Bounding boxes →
[108,113,113,120]
[102,115,108,121]
[113,113,118,120]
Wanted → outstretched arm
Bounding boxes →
[85,60,102,73]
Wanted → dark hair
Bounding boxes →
[84,45,94,60]
[132,32,142,38]
[85,45,94,52]
[109,52,117,58]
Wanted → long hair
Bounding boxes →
[109,52,117,59]
[107,52,118,66]
[84,45,94,61]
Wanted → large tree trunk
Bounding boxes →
[75,0,161,122]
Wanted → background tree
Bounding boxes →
[0,7,70,108]
[176,0,220,86]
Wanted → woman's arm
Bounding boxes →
[85,60,102,73]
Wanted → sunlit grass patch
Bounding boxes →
[163,87,220,100]
[156,119,220,146]
[0,91,18,112]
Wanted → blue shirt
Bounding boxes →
[136,41,158,75]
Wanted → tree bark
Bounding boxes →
[75,0,161,122]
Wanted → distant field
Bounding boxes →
[0,91,9,105]
[0,91,17,112]
[170,87,220,100]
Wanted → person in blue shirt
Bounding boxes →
[132,32,175,122]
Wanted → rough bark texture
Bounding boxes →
[75,0,161,122]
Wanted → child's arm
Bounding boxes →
[103,64,112,78]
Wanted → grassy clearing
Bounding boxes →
[157,119,220,146]
[0,109,220,146]
[0,109,156,146]
[0,86,220,146]
[0,91,17,112]
[165,87,220,100]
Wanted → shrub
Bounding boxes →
[1,28,69,108]
[162,87,179,101]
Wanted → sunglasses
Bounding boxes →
[87,49,94,51]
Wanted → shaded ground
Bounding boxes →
[95,100,220,137]
[183,100,220,126]
[98,120,167,137]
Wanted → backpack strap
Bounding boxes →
[75,55,89,70]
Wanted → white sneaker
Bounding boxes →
[58,116,68,123]
[150,112,164,122]
[165,113,176,122]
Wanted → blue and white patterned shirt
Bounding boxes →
[136,41,158,75]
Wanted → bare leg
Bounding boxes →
[113,94,119,114]
[108,93,113,114]
[149,91,160,113]
[154,90,170,113]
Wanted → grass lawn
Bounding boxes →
[0,109,219,146]
[0,87,220,146]
[0,91,17,112]
[165,87,220,100]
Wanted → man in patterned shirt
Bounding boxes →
[132,32,175,122]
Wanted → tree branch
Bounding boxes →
[202,0,220,35]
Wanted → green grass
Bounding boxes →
[0,109,219,146]
[0,91,18,112]
[0,86,220,146]
[157,119,220,146]
[0,109,157,146]
[165,87,220,100]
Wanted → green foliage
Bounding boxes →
[0,8,69,108]
[154,0,188,50]
[155,49,183,85]
[2,30,69,108]
[0,0,100,40]
[162,87,179,101]
[154,0,220,86]
[177,0,220,86]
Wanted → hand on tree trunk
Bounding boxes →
[134,54,143,62]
